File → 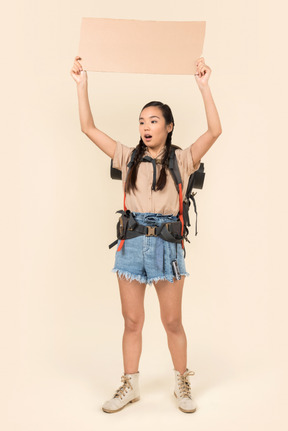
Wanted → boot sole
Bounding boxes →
[102,396,140,413]
[174,392,197,413]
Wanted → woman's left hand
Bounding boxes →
[194,57,211,89]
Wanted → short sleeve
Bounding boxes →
[112,140,134,170]
[175,144,201,177]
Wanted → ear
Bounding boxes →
[167,122,173,133]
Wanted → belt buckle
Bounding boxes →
[146,225,157,236]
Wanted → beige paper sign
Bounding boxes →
[78,18,206,75]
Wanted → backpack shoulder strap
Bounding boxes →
[127,148,137,169]
[124,148,137,184]
[110,147,137,180]
[168,145,182,194]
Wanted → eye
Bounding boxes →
[151,120,157,123]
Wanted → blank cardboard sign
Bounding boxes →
[78,18,206,75]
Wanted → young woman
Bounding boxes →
[70,56,222,413]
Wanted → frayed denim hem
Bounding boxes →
[112,268,190,286]
[112,268,147,285]
[147,272,190,285]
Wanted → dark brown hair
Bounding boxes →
[125,101,175,194]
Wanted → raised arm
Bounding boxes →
[70,56,117,159]
[190,57,222,167]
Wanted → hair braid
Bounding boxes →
[155,131,173,191]
[125,138,146,194]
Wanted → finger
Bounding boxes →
[196,62,204,70]
[196,57,204,65]
[72,66,80,74]
[74,62,82,73]
[74,56,83,70]
[72,65,81,74]
[76,59,83,69]
[198,64,207,72]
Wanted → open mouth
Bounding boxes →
[144,134,152,141]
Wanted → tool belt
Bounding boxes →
[109,210,184,250]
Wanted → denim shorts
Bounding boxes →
[112,212,189,285]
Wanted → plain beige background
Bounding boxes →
[1,0,287,430]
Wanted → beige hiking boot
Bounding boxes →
[174,368,197,413]
[102,371,140,413]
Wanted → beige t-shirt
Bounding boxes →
[112,140,201,216]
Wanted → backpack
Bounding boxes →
[109,144,205,250]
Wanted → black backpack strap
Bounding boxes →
[127,148,137,169]
[141,156,157,190]
[110,147,137,180]
[168,146,182,193]
[183,171,198,236]
[186,173,196,200]
[169,146,199,237]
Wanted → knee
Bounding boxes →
[123,313,145,333]
[162,316,183,334]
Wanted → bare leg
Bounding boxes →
[154,276,187,374]
[117,274,147,374]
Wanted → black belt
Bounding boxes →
[124,221,183,242]
[108,210,183,249]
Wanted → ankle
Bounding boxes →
[175,367,187,375]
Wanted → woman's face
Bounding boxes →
[139,106,173,150]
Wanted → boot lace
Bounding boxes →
[113,375,133,400]
[177,369,195,399]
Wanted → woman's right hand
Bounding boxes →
[70,56,87,85]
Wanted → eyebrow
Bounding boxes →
[139,115,160,120]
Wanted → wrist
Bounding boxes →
[77,82,87,93]
[199,84,210,92]
[77,80,87,90]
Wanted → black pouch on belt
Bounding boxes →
[116,210,137,239]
